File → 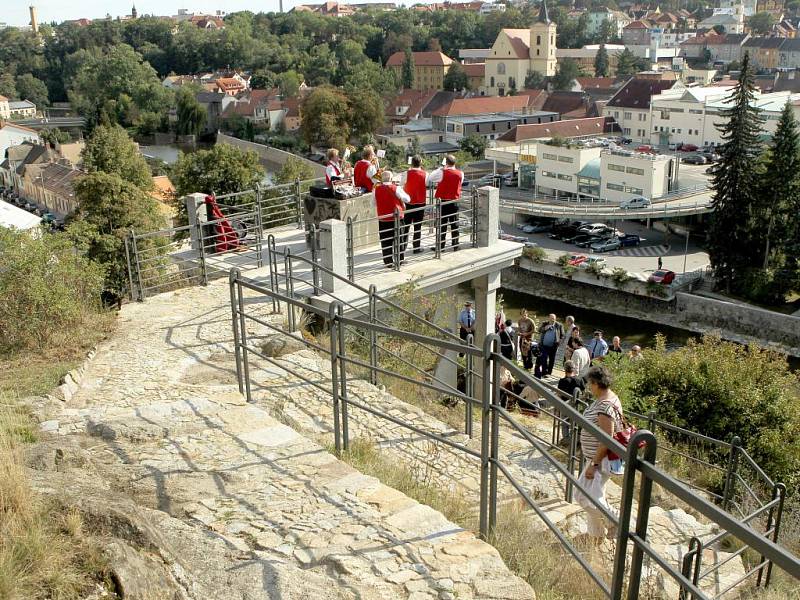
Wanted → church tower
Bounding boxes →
[131,4,138,19]
[529,1,557,77]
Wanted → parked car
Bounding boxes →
[524,241,539,249]
[619,196,651,209]
[578,222,608,235]
[580,256,607,270]
[565,233,594,245]
[648,269,676,284]
[576,235,609,248]
[618,234,641,247]
[477,174,500,187]
[682,154,708,165]
[678,143,699,152]
[41,212,56,224]
[636,145,656,154]
[520,224,536,233]
[590,238,622,252]
[699,151,720,163]
[568,254,588,266]
[528,222,552,233]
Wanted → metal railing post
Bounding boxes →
[471,187,478,248]
[255,185,264,269]
[479,334,498,540]
[620,430,659,600]
[466,334,474,439]
[489,346,501,535]
[369,284,378,385]
[763,483,786,587]
[130,230,145,301]
[229,270,244,394]
[310,224,320,295]
[284,249,296,331]
[392,208,401,271]
[565,388,580,502]
[434,197,442,259]
[337,302,350,451]
[722,436,742,512]
[267,234,278,313]
[346,216,354,282]
[236,275,253,404]
[195,218,208,285]
[295,178,302,229]
[679,537,703,600]
[329,302,342,454]
[124,231,136,301]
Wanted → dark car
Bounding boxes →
[565,233,594,245]
[576,235,609,248]
[648,269,676,284]
[682,154,707,165]
[699,151,720,163]
[678,143,699,152]
[618,234,641,247]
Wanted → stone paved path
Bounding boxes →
[40,281,533,600]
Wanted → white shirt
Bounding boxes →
[366,163,378,180]
[572,346,591,378]
[326,161,342,181]
[426,167,464,187]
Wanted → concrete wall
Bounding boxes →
[217,133,326,178]
[502,261,800,356]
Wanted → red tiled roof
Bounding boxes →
[386,51,455,67]
[216,77,245,90]
[497,117,620,143]
[385,89,438,119]
[432,95,534,117]
[575,77,620,90]
[514,89,549,110]
[462,63,485,77]
[606,77,676,109]
[283,98,300,118]
[625,20,649,29]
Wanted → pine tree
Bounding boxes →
[758,102,800,271]
[707,52,765,292]
[594,45,609,77]
[402,48,415,89]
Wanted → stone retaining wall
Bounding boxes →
[217,133,326,177]
[48,347,97,403]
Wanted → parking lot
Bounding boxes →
[504,217,710,279]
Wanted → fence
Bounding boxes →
[227,265,799,600]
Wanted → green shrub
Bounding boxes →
[561,264,577,277]
[586,261,604,277]
[610,267,633,289]
[645,280,667,297]
[556,253,571,267]
[0,229,105,352]
[522,246,546,263]
[610,335,800,492]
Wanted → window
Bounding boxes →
[624,112,632,120]
[670,108,684,113]
[677,129,682,134]
[626,167,645,175]
[614,111,619,118]
[557,174,572,181]
[558,156,574,163]
[492,123,496,131]
[490,76,495,87]
[542,152,558,160]
[607,182,624,191]
[623,127,631,135]
[541,170,556,178]
[639,113,646,121]
[661,110,669,119]
[537,35,541,45]
[497,63,506,75]
[536,49,540,56]
[689,109,703,114]
[608,164,626,172]
[476,124,480,132]
[626,186,643,195]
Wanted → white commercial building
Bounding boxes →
[0,198,42,234]
[649,86,800,147]
[0,123,40,163]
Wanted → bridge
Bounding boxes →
[499,186,713,220]
[13,116,86,130]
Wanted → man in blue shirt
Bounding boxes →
[588,330,609,363]
[458,300,476,356]
[534,313,564,378]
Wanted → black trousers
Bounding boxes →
[534,345,557,378]
[404,204,425,250]
[438,200,459,250]
[378,220,405,266]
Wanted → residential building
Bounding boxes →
[573,78,626,100]
[283,98,301,131]
[479,2,505,15]
[541,91,603,119]
[386,51,455,90]
[21,162,82,216]
[215,78,246,96]
[556,45,624,74]
[8,100,36,118]
[706,33,750,63]
[698,6,745,34]
[437,110,559,144]
[484,1,557,96]
[743,37,785,70]
[649,86,800,147]
[757,0,784,17]
[0,95,9,120]
[195,92,235,135]
[720,0,757,18]
[0,123,40,164]
[603,77,682,143]
[778,41,800,69]
[384,89,440,127]
[189,15,225,29]
[586,8,632,38]
[462,63,486,92]
[459,49,491,64]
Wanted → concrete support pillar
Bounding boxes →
[183,193,208,251]
[471,270,501,350]
[476,185,499,248]
[319,218,347,293]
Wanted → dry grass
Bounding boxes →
[0,396,111,599]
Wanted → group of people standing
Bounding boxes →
[325,146,464,268]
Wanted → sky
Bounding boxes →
[3,0,415,27]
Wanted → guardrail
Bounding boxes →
[501,196,713,220]
[228,267,800,600]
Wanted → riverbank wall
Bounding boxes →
[217,133,326,177]
[503,259,800,357]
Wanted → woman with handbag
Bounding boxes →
[577,366,625,541]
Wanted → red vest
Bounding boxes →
[374,184,405,222]
[404,168,427,205]
[436,167,463,200]
[353,159,374,192]
[325,161,341,186]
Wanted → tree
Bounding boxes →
[459,134,487,159]
[0,72,17,99]
[175,87,207,137]
[40,128,71,145]
[15,73,49,107]
[443,62,468,91]
[401,47,415,89]
[82,125,153,190]
[275,156,315,184]
[70,172,165,295]
[347,88,384,139]
[551,58,582,91]
[748,12,775,35]
[594,45,609,77]
[276,70,302,97]
[707,53,765,293]
[524,69,546,89]
[597,18,617,43]
[616,47,645,77]
[300,86,350,149]
[172,144,264,199]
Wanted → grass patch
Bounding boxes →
[0,396,112,599]
[0,311,115,399]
